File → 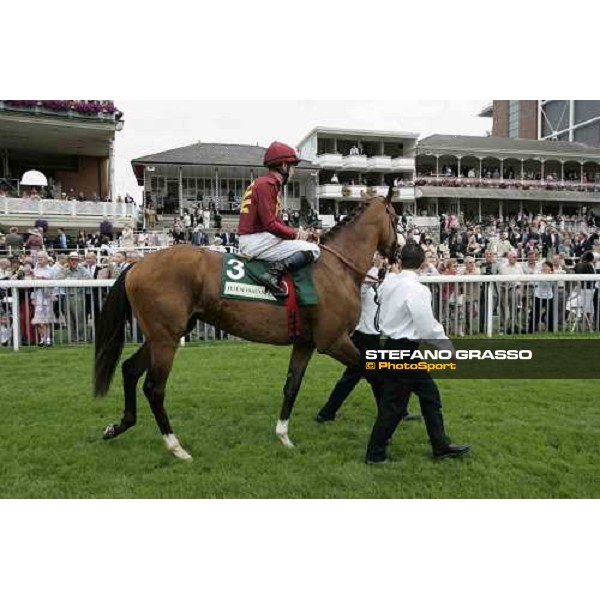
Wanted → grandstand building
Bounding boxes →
[481,100,600,146]
[131,142,318,227]
[415,134,600,221]
[131,127,600,227]
[0,100,134,232]
[297,127,418,217]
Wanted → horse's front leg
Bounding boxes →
[276,342,315,448]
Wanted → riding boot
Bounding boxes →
[259,251,314,298]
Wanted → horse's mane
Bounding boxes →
[320,198,383,244]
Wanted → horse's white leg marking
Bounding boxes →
[276,419,295,449]
[163,434,192,460]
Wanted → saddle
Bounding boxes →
[220,255,317,306]
[220,255,318,341]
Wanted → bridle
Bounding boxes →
[319,198,398,284]
[383,201,399,261]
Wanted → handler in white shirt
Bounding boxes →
[365,244,470,464]
[316,258,421,423]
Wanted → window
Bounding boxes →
[541,100,569,137]
[574,123,600,146]
[574,101,600,126]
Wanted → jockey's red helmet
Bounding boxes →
[263,141,301,168]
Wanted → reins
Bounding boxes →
[317,194,398,285]
[318,244,380,283]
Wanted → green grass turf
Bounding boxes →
[0,342,599,498]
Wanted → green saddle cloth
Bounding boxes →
[220,255,318,305]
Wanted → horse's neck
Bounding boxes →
[325,214,380,275]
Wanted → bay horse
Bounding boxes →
[94,193,398,460]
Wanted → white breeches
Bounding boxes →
[239,232,320,262]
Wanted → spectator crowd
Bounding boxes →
[2,204,600,347]
[394,209,600,335]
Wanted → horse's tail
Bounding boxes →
[94,267,131,398]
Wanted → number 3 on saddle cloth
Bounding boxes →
[220,256,318,341]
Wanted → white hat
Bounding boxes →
[68,251,80,259]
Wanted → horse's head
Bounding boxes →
[375,186,399,259]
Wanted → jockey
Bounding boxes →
[238,141,320,297]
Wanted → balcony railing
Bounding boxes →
[315,153,344,169]
[372,185,415,199]
[318,184,343,198]
[342,155,368,170]
[0,197,138,220]
[415,176,600,192]
[367,156,392,171]
[396,188,416,201]
[391,157,415,171]
[316,153,415,173]
[341,185,367,198]
[318,185,415,200]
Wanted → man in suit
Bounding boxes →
[220,228,231,246]
[543,227,560,257]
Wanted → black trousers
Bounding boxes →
[366,338,450,462]
[528,297,555,333]
[317,331,384,419]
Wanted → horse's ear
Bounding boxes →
[385,184,394,204]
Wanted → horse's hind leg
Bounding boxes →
[276,342,315,448]
[143,342,191,460]
[103,342,149,440]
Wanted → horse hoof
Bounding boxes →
[275,420,295,449]
[172,447,193,461]
[278,435,295,449]
[163,434,192,461]
[103,424,117,440]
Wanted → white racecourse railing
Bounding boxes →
[1,274,600,351]
[0,197,139,219]
[0,279,237,352]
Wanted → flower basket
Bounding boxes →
[4,100,38,108]
[2,100,119,116]
[73,101,103,115]
[41,100,72,112]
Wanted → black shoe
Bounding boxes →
[433,444,471,460]
[402,413,422,422]
[315,413,335,423]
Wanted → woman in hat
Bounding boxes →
[32,251,55,346]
